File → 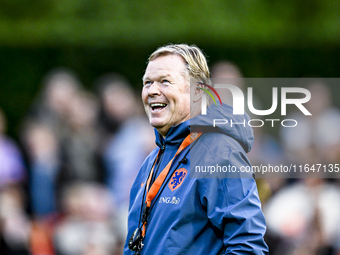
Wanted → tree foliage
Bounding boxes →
[0,0,339,47]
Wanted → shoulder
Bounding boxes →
[130,147,159,189]
[191,132,252,179]
[199,132,245,153]
[194,132,249,164]
[143,147,159,165]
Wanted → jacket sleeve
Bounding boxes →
[197,147,269,254]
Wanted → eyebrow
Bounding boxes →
[142,74,172,82]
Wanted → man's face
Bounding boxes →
[142,54,190,136]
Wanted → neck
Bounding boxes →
[155,120,190,147]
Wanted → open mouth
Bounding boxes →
[150,103,167,111]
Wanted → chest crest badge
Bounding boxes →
[168,168,188,192]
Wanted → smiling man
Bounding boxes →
[124,44,268,255]
[142,54,191,136]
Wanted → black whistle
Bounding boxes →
[128,228,143,251]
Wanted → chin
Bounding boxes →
[150,121,165,130]
[149,121,168,134]
[149,117,165,127]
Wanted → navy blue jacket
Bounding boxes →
[124,104,268,254]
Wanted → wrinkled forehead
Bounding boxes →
[143,54,188,81]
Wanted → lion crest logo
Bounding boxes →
[168,168,188,192]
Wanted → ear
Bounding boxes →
[192,82,204,103]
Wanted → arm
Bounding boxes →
[198,148,268,254]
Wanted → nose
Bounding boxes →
[147,82,161,97]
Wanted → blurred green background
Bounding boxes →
[1,0,340,138]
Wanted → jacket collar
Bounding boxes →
[155,120,190,148]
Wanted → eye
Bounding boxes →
[162,79,170,84]
[144,80,152,86]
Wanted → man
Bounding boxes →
[124,44,268,254]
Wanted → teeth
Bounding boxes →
[151,103,167,107]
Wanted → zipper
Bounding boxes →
[149,144,165,189]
